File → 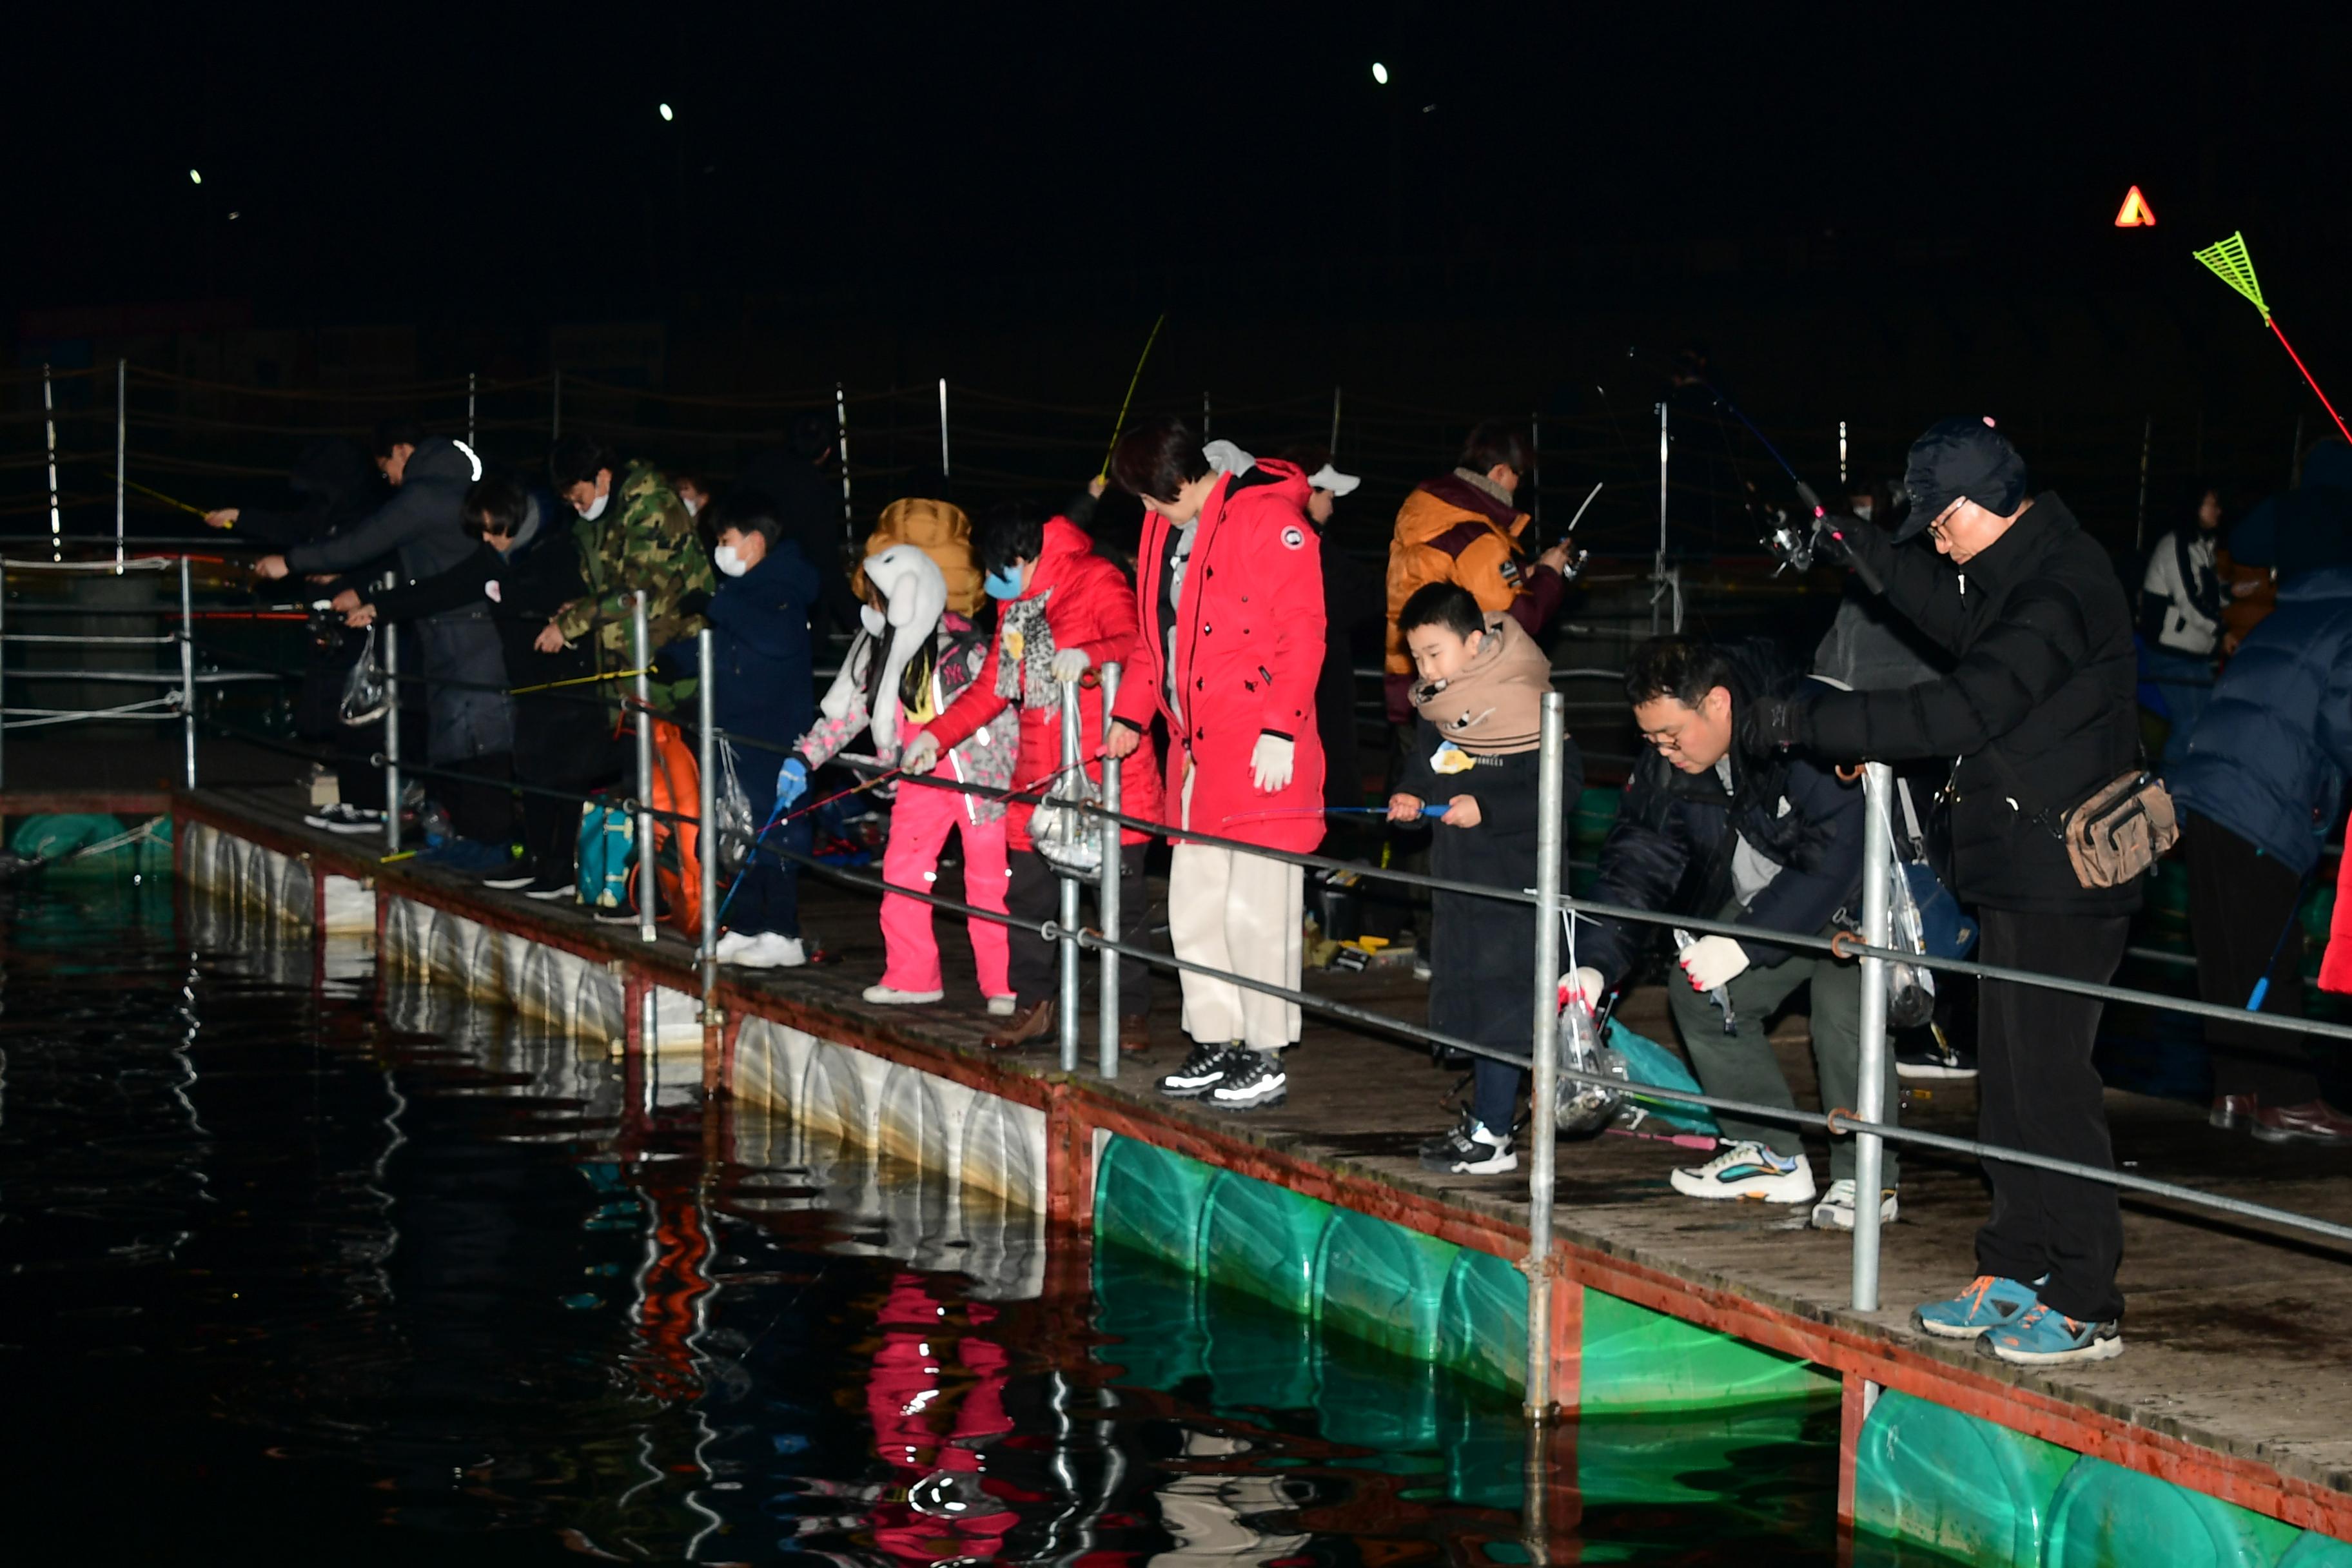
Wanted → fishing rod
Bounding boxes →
[1224,803,1451,825]
[123,477,211,519]
[1096,312,1168,482]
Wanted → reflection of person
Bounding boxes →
[1108,424,1326,1112]
[1388,585,1580,1175]
[862,1273,1019,1565]
[1765,417,2139,1368]
[1145,1429,1311,1568]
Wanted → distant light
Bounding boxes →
[228,211,240,220]
[188,168,202,185]
[1371,61,1389,84]
[658,102,674,122]
[2113,184,2155,228]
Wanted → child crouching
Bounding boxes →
[1387,582,1583,1174]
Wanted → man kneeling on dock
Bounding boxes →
[1574,636,1895,1232]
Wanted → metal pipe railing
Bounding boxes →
[1097,662,1122,1080]
[380,573,400,855]
[697,627,719,1019]
[1523,692,1566,1415]
[632,593,656,946]
[1056,676,1083,1074]
[1851,762,1893,1311]
[177,555,197,789]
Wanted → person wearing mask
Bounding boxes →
[670,491,820,966]
[905,496,1163,1050]
[256,438,514,864]
[542,435,715,714]
[1759,416,2140,1367]
[2140,484,2235,764]
[1571,636,1883,1225]
[1282,446,1381,814]
[1382,420,1576,725]
[1106,422,1326,1112]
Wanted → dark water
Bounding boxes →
[0,876,1896,1563]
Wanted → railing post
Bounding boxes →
[1524,691,1566,1416]
[115,357,126,575]
[1652,400,1669,634]
[634,591,657,945]
[697,626,719,1003]
[1852,761,1895,1311]
[835,382,853,543]
[937,377,951,476]
[0,558,9,789]
[467,371,478,451]
[1057,676,1083,1073]
[1097,662,1122,1079]
[551,369,562,440]
[381,571,401,853]
[42,364,61,562]
[178,554,196,789]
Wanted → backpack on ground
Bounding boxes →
[576,798,634,908]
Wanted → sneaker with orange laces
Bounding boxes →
[1913,1275,2041,1340]
[1979,1303,2123,1366]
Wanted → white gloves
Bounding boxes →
[1050,647,1091,683]
[1678,935,1751,992]
[1566,966,1606,1008]
[900,732,941,776]
[1250,733,1294,793]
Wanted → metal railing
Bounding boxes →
[131,589,2352,1422]
[0,551,210,790]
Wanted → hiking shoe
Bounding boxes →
[1420,1112,1518,1175]
[304,803,383,835]
[1979,1304,2123,1367]
[862,985,944,1005]
[1810,1179,1899,1230]
[1158,1041,1239,1100]
[1897,1036,1977,1081]
[522,875,572,901]
[1669,1141,1816,1204]
[1914,1275,2041,1340]
[1208,1050,1287,1111]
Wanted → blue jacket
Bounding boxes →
[2168,566,2352,875]
[671,540,820,748]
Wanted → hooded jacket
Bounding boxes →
[1110,460,1327,853]
[231,438,381,548]
[2167,566,2352,876]
[672,538,820,749]
[553,460,714,681]
[1796,492,2141,916]
[1382,471,1565,718]
[857,496,983,619]
[285,437,513,763]
[924,514,1164,852]
[1580,642,1864,988]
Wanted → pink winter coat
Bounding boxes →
[1112,460,1328,853]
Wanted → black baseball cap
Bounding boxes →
[1897,416,2028,543]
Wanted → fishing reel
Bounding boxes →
[1762,516,1821,576]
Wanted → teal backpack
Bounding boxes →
[576,800,635,908]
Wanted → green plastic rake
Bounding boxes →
[2194,231,2351,446]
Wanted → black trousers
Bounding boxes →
[1974,907,2131,1323]
[2184,812,2320,1106]
[1006,843,1148,1017]
[517,732,627,884]
[442,752,514,843]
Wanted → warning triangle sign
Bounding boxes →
[2114,185,2156,228]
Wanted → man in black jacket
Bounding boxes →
[1763,416,2139,1368]
[1574,637,1887,1230]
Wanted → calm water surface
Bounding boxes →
[0,877,1905,1563]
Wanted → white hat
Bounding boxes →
[1308,463,1361,497]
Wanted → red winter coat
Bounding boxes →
[923,515,1164,852]
[1112,461,1327,853]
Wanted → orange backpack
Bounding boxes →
[624,715,704,935]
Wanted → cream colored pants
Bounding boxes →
[1172,765,1304,1051]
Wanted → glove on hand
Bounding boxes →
[1565,966,1607,1008]
[1049,647,1090,683]
[774,757,808,810]
[899,731,941,776]
[1250,733,1294,793]
[1810,514,1859,569]
[1678,935,1750,992]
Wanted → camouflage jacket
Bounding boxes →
[556,461,715,666]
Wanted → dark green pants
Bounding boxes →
[1665,910,1899,1185]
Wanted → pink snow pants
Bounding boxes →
[879,778,1012,998]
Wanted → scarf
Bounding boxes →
[1408,611,1550,755]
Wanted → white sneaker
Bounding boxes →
[985,995,1017,1017]
[745,933,806,968]
[1669,1142,1817,1204]
[863,985,944,1005]
[1810,1179,1899,1230]
[714,932,761,963]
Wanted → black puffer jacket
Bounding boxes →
[1580,641,1864,988]
[1798,492,2139,916]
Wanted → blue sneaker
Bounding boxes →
[1979,1303,2123,1367]
[1914,1275,2041,1340]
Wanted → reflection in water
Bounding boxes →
[0,880,1889,1563]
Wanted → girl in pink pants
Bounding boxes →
[790,545,1020,1010]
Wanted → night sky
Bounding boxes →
[15,5,2348,320]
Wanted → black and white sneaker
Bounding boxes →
[1157,1041,1237,1100]
[304,803,383,836]
[1419,1112,1517,1174]
[1208,1050,1287,1111]
[522,875,573,901]
[481,865,538,890]
[1897,1035,1977,1081]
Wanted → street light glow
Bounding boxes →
[659,103,674,122]
[188,168,202,185]
[1371,62,1389,84]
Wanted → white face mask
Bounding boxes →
[578,486,610,522]
[682,495,702,518]
[1850,500,1874,522]
[714,544,747,578]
